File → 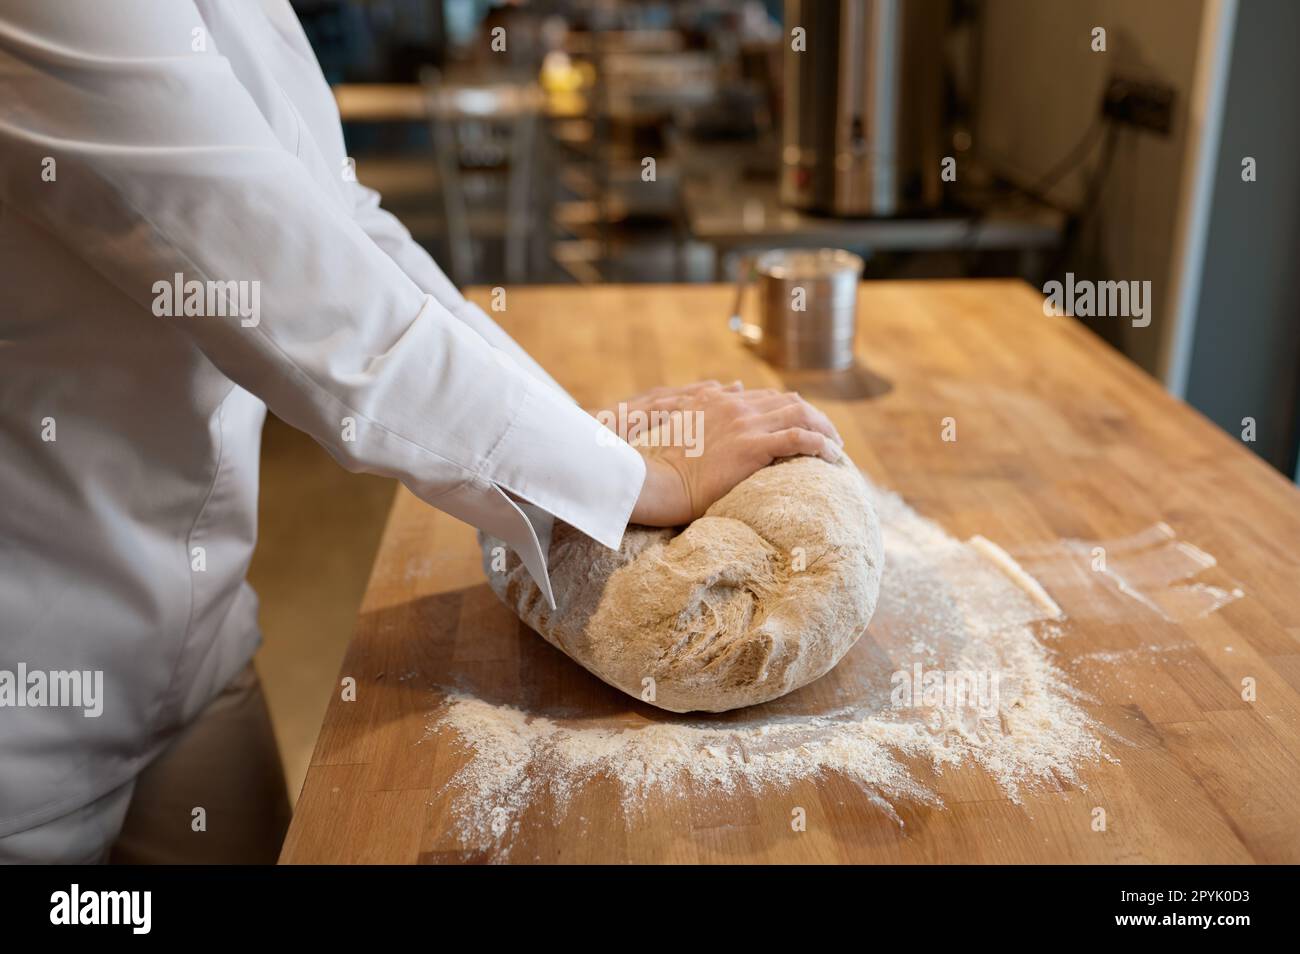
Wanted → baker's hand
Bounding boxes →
[593,379,741,443]
[628,385,843,527]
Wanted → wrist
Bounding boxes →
[630,456,692,527]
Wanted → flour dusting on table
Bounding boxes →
[427,481,1105,853]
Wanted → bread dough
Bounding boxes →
[480,454,884,712]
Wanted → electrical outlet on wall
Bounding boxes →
[1102,76,1176,135]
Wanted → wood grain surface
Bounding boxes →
[279,280,1300,864]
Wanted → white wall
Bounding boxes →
[976,0,1206,374]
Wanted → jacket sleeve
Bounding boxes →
[345,178,568,395]
[0,0,644,607]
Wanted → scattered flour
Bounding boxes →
[426,481,1107,854]
[1071,644,1194,665]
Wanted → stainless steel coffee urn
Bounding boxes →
[781,0,948,217]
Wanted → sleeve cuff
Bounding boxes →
[488,485,557,610]
[483,372,646,552]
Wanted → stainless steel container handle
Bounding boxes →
[727,254,762,346]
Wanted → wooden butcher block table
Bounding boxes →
[280,280,1300,864]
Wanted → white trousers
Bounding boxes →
[0,664,291,864]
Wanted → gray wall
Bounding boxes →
[1183,0,1300,476]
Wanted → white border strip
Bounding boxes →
[1159,0,1240,397]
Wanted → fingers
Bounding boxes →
[679,379,738,394]
[743,388,787,409]
[626,379,725,403]
[801,399,843,446]
[761,427,838,463]
[644,380,744,410]
[759,402,840,445]
[642,393,698,414]
[642,379,739,404]
[747,391,843,446]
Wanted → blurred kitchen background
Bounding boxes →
[252,0,1300,799]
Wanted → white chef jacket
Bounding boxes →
[0,0,645,836]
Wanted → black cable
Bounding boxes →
[1077,123,1120,212]
[1042,121,1120,278]
[959,117,1114,276]
[1022,116,1108,206]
